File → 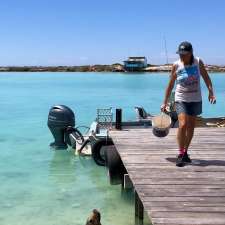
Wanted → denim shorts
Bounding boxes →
[175,101,202,116]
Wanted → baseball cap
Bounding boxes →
[176,41,193,55]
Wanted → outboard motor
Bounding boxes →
[48,105,75,149]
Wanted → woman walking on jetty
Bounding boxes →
[161,41,216,167]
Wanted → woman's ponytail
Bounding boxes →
[190,53,194,65]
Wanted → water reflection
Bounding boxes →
[48,150,78,185]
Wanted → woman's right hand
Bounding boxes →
[208,91,216,104]
[160,103,168,112]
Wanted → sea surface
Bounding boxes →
[0,72,225,225]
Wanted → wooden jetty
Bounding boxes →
[109,127,225,225]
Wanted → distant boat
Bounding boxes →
[124,56,147,72]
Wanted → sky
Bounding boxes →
[0,0,225,66]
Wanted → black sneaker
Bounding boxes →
[183,152,192,163]
[176,154,185,167]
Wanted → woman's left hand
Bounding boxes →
[208,91,216,104]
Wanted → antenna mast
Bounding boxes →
[164,36,169,65]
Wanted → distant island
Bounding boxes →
[0,63,225,73]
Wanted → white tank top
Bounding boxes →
[174,57,202,102]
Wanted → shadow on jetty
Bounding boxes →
[166,157,225,167]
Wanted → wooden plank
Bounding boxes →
[135,184,225,189]
[121,155,225,160]
[142,196,225,202]
[137,189,225,197]
[144,201,225,207]
[133,178,225,185]
[126,164,225,171]
[151,214,225,225]
[150,211,225,219]
[120,157,225,164]
[146,206,225,212]
[129,171,225,178]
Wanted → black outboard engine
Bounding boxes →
[48,105,75,149]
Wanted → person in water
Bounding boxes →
[161,41,216,167]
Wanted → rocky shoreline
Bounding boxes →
[0,64,225,72]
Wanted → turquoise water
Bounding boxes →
[0,72,225,225]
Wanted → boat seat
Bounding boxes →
[134,106,152,120]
